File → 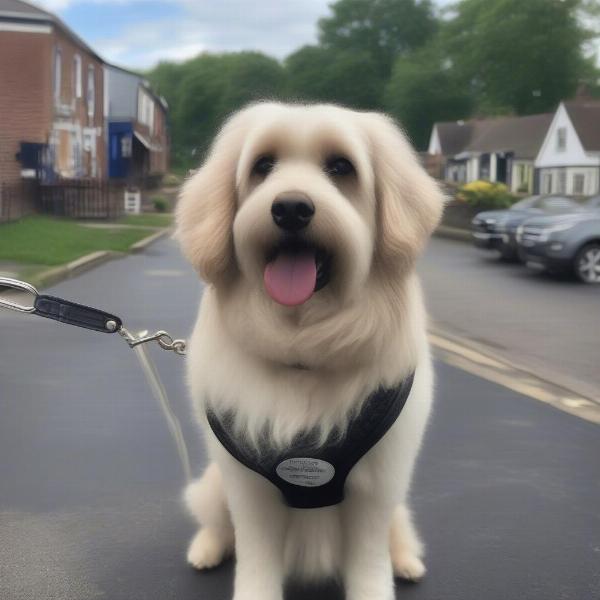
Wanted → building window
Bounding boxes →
[73,55,82,98]
[573,174,585,195]
[516,164,530,192]
[479,154,490,180]
[138,88,155,135]
[87,66,95,118]
[121,135,132,158]
[557,170,566,194]
[53,47,62,103]
[542,172,553,194]
[556,127,567,152]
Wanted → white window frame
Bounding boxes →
[137,88,155,135]
[73,55,82,99]
[87,65,95,118]
[542,172,553,194]
[54,47,62,104]
[557,170,566,194]
[573,173,586,195]
[556,127,567,152]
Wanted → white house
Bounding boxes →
[428,113,553,193]
[534,100,600,196]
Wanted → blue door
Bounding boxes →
[108,122,133,179]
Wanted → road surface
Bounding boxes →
[419,237,600,402]
[0,238,598,600]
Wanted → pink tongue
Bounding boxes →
[264,252,317,306]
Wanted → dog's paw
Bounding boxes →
[187,528,228,570]
[392,553,426,582]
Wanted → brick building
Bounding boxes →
[0,0,107,185]
[104,64,169,182]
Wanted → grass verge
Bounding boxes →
[118,213,174,228]
[0,215,155,266]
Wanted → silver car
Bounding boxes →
[516,196,600,283]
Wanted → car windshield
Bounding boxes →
[510,196,542,210]
[584,196,600,210]
[539,196,581,211]
[509,195,577,211]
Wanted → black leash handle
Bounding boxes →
[1,276,122,333]
[33,295,122,333]
[1,277,185,355]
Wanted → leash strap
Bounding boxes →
[0,277,191,483]
[0,277,186,354]
[33,294,123,333]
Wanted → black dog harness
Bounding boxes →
[206,371,415,509]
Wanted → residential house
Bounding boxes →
[428,113,553,194]
[0,0,105,184]
[534,100,600,196]
[104,64,169,183]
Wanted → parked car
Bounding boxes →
[516,196,600,283]
[471,195,583,260]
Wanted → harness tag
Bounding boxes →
[276,458,335,488]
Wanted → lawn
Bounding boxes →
[118,213,174,228]
[0,216,156,266]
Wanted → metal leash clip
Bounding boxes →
[0,276,191,482]
[0,277,38,313]
[0,277,186,356]
[118,328,187,356]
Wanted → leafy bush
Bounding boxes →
[163,173,181,187]
[457,180,516,209]
[152,197,168,213]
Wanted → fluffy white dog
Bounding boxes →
[176,102,444,600]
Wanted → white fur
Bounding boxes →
[176,102,444,600]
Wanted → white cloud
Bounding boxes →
[83,0,331,68]
[33,0,462,69]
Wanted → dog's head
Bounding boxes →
[177,102,443,301]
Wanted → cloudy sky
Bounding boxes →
[34,0,452,70]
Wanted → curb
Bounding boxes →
[429,325,600,425]
[32,251,122,289]
[30,228,171,290]
[130,228,172,253]
[433,225,471,243]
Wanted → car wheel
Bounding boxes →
[574,243,600,284]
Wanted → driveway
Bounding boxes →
[419,236,600,401]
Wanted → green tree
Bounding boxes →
[285,45,384,108]
[443,0,598,114]
[384,45,472,148]
[318,0,437,77]
[148,52,286,168]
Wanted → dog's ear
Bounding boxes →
[363,113,446,268]
[176,112,249,283]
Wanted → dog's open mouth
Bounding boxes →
[264,239,331,306]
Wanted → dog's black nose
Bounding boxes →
[271,196,315,231]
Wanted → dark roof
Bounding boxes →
[0,0,102,62]
[0,0,49,16]
[434,113,553,159]
[564,100,600,152]
[435,121,475,156]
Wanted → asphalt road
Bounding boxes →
[419,237,600,401]
[0,238,599,600]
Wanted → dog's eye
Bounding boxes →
[252,155,276,177]
[325,156,355,177]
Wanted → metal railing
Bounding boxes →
[0,180,36,224]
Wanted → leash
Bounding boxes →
[0,277,192,483]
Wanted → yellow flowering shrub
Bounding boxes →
[457,180,516,209]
